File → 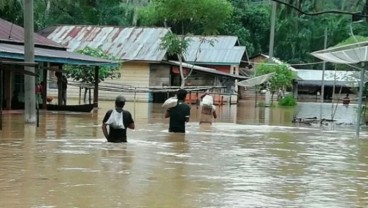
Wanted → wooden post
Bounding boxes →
[93,66,99,107]
[89,89,91,104]
[57,65,62,106]
[189,91,192,104]
[78,86,82,105]
[0,66,3,130]
[4,70,11,110]
[42,65,47,109]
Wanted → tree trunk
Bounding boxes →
[83,88,88,104]
[178,54,185,88]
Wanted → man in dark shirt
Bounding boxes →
[55,72,68,105]
[102,95,135,142]
[165,89,191,133]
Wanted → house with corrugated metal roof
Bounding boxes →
[40,25,248,103]
[245,54,358,103]
[0,18,115,110]
[296,69,358,102]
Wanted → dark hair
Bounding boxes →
[177,89,187,100]
[115,95,126,108]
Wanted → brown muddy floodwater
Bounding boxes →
[1,100,368,208]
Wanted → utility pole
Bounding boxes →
[319,27,327,122]
[24,0,36,123]
[268,1,277,62]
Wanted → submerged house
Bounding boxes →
[239,53,298,100]
[296,69,358,102]
[0,18,115,110]
[40,26,247,103]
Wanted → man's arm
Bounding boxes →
[125,111,135,129]
[128,123,135,129]
[164,109,170,118]
[213,110,217,119]
[102,123,109,140]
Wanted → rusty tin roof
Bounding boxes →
[183,36,246,65]
[0,18,64,48]
[42,25,170,61]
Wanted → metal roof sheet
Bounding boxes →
[184,47,246,65]
[0,43,117,66]
[166,60,247,79]
[183,36,245,64]
[296,69,359,87]
[185,36,238,49]
[0,18,63,48]
[43,26,170,61]
[297,69,357,81]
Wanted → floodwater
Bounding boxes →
[1,100,368,208]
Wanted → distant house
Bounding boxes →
[40,26,247,103]
[296,69,358,102]
[239,53,297,100]
[0,18,114,110]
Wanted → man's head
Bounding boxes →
[115,95,126,108]
[177,89,187,101]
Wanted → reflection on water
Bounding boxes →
[296,102,358,124]
[0,100,368,207]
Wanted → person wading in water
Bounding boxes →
[102,95,135,142]
[165,89,191,133]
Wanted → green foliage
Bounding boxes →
[278,95,297,106]
[160,33,189,56]
[139,0,233,35]
[1,0,367,71]
[64,47,120,84]
[256,63,296,92]
[220,3,270,55]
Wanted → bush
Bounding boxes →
[278,95,297,106]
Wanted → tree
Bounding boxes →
[64,47,120,102]
[139,0,233,88]
[255,63,296,100]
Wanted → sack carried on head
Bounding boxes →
[201,95,213,107]
[162,97,178,109]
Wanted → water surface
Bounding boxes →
[0,100,367,207]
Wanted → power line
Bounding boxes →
[271,0,367,17]
[244,60,325,66]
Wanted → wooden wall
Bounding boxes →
[149,64,170,87]
[47,62,151,102]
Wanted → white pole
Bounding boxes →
[24,0,36,123]
[356,64,366,137]
[320,27,327,122]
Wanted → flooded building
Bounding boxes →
[40,26,247,103]
[240,53,298,100]
[296,69,358,103]
[0,18,115,110]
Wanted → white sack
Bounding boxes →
[162,97,178,109]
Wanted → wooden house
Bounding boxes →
[0,18,115,110]
[240,53,297,100]
[296,69,358,103]
[40,26,248,103]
